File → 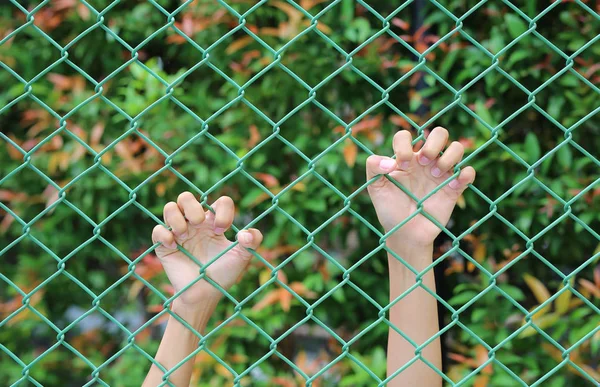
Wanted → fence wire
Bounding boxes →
[1,0,600,386]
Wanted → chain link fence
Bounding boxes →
[1,0,599,386]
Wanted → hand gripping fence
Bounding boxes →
[1,0,599,386]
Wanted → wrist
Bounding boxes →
[170,297,220,331]
[386,239,434,274]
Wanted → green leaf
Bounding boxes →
[449,291,478,306]
[547,95,565,118]
[504,14,528,39]
[474,99,496,136]
[556,144,572,170]
[524,132,541,164]
[345,18,371,43]
[498,284,525,301]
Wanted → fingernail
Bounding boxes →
[400,161,410,170]
[419,155,431,165]
[165,241,177,249]
[214,227,225,235]
[431,167,441,177]
[239,231,253,244]
[180,232,188,239]
[449,180,461,189]
[379,159,396,171]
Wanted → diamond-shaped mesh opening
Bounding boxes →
[0,24,63,82]
[533,0,600,57]
[2,0,600,385]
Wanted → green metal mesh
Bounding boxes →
[1,0,599,386]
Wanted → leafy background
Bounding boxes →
[1,0,600,386]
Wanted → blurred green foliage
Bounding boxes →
[1,0,600,386]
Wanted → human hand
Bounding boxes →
[151,192,262,306]
[366,127,475,248]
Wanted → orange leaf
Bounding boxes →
[352,115,381,134]
[248,124,261,148]
[166,34,187,45]
[226,36,255,55]
[254,172,279,188]
[342,139,357,167]
[474,375,490,387]
[578,279,600,299]
[289,282,317,299]
[77,3,90,20]
[281,290,292,311]
[252,289,283,312]
[90,123,104,147]
[48,73,72,90]
[42,185,59,209]
[389,115,411,130]
[0,212,16,234]
[475,345,492,374]
[215,363,232,378]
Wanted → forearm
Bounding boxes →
[386,241,442,387]
[143,299,218,387]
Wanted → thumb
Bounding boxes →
[233,228,263,261]
[446,166,476,196]
[366,155,397,190]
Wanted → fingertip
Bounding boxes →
[212,195,235,234]
[393,130,414,163]
[238,228,263,249]
[237,230,253,245]
[177,191,205,225]
[461,166,476,185]
[449,166,476,190]
[378,157,396,172]
[152,225,177,249]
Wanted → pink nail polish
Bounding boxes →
[379,159,396,171]
[449,180,461,189]
[431,167,441,177]
[214,227,225,235]
[240,232,253,244]
[419,155,431,165]
[401,161,410,170]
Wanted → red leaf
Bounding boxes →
[391,17,410,31]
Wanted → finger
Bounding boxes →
[366,155,397,182]
[418,126,449,166]
[431,141,464,178]
[152,225,177,250]
[235,228,263,260]
[164,201,188,238]
[211,196,235,235]
[393,130,414,171]
[177,191,205,226]
[448,166,476,191]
